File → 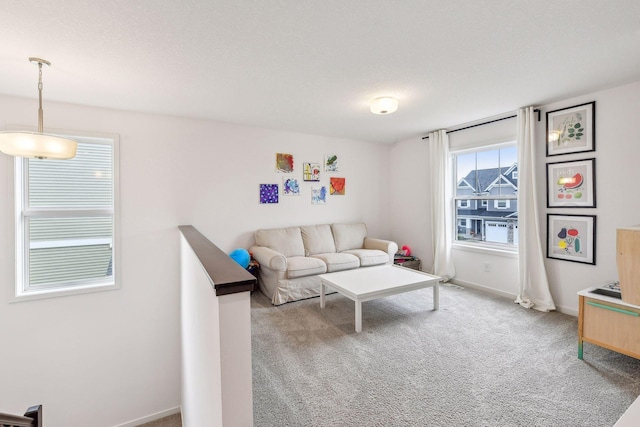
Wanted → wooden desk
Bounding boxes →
[578,288,640,360]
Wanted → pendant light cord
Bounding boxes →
[37,61,44,133]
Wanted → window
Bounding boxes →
[15,134,119,299]
[494,199,510,209]
[453,143,517,247]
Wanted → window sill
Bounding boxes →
[452,242,518,259]
[11,281,119,303]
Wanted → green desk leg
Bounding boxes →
[578,341,583,360]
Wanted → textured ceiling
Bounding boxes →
[1,1,639,143]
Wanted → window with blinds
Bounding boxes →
[15,134,119,298]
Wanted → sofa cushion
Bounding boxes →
[255,227,305,257]
[332,223,367,252]
[286,256,327,279]
[310,252,359,272]
[342,249,389,267]
[301,224,336,256]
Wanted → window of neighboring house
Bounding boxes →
[14,133,119,300]
[458,200,470,208]
[453,143,518,247]
[512,171,518,180]
[494,199,510,209]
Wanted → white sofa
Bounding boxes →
[250,223,398,305]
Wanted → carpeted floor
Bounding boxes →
[251,284,640,426]
[137,413,181,427]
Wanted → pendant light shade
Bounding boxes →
[0,58,77,160]
[370,97,398,115]
[0,131,77,159]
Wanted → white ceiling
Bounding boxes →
[1,1,639,143]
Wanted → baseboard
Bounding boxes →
[554,305,578,317]
[450,278,517,301]
[114,406,181,427]
[450,279,578,317]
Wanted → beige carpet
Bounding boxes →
[251,284,640,426]
[137,413,181,427]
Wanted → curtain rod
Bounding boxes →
[421,109,540,140]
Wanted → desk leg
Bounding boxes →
[434,283,440,310]
[320,282,325,308]
[578,341,583,360]
[355,300,362,333]
[578,295,584,360]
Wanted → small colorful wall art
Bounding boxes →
[276,153,294,173]
[311,186,327,205]
[303,162,320,181]
[324,154,339,172]
[330,177,345,195]
[282,177,300,196]
[546,158,595,208]
[547,214,596,265]
[259,184,279,204]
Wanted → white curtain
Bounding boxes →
[516,107,556,311]
[429,130,456,281]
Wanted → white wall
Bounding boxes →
[388,137,432,269]
[390,79,640,315]
[389,115,521,300]
[180,234,253,427]
[0,95,391,427]
[538,81,640,315]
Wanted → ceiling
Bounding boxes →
[1,1,639,144]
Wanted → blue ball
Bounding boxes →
[229,248,250,269]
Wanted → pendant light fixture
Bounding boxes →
[0,57,77,159]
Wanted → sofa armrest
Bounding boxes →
[364,237,398,264]
[250,246,287,271]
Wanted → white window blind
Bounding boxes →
[16,135,118,298]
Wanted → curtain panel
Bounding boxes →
[428,130,456,281]
[516,107,556,311]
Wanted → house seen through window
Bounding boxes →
[453,143,518,247]
[15,134,119,299]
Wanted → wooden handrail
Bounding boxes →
[178,225,256,296]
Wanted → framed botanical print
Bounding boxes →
[547,214,596,265]
[546,101,595,156]
[546,158,596,208]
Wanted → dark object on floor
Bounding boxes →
[0,405,42,427]
[394,254,422,270]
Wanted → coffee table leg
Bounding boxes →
[320,282,325,308]
[355,300,362,333]
[433,283,439,310]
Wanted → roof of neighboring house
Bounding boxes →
[458,163,518,194]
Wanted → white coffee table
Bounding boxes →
[319,264,441,332]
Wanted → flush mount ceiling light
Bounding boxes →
[370,97,398,115]
[0,57,77,160]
